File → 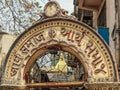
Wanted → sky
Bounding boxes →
[40,0,74,14]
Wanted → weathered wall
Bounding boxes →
[106,0,116,54]
[0,34,17,70]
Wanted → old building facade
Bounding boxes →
[0,0,120,90]
[74,0,120,78]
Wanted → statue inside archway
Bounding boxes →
[53,53,68,74]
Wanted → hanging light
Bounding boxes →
[48,45,60,54]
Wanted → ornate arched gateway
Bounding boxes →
[1,1,119,90]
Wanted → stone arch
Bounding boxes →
[1,18,119,87]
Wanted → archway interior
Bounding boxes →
[26,49,86,90]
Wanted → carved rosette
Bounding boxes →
[39,1,76,20]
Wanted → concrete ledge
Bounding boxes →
[86,82,120,89]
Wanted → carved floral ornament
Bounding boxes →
[40,0,76,20]
[1,1,118,87]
